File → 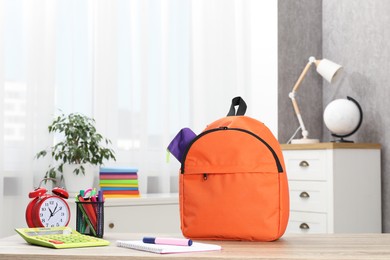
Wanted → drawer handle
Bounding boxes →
[299,223,310,230]
[108,223,115,229]
[299,191,310,199]
[299,160,310,167]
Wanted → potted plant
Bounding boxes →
[36,112,116,193]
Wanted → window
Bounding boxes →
[0,0,277,237]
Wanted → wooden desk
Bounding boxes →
[1,233,390,259]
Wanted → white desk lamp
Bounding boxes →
[289,56,342,144]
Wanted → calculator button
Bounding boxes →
[49,239,64,244]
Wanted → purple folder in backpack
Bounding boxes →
[167,128,196,163]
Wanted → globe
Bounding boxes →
[323,97,363,142]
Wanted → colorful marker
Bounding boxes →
[143,237,193,246]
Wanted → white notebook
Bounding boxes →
[116,240,221,254]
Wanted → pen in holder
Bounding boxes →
[76,201,104,238]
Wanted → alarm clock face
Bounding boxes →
[33,196,70,228]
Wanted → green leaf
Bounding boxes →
[35,112,116,180]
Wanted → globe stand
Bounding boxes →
[328,96,363,143]
[331,135,355,143]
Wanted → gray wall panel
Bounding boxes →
[278,0,323,143]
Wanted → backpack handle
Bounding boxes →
[227,96,247,116]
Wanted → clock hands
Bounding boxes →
[47,207,54,221]
[47,202,59,221]
[52,202,62,216]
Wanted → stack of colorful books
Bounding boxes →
[99,167,140,198]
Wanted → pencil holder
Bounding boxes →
[76,201,104,238]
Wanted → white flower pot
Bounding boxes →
[62,164,97,196]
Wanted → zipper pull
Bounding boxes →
[203,173,208,181]
[219,126,228,130]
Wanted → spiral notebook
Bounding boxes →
[116,240,221,254]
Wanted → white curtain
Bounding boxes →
[0,0,277,237]
[190,0,278,132]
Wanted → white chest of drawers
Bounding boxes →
[68,193,181,233]
[281,143,381,234]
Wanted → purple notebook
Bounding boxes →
[167,128,196,163]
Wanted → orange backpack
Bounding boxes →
[179,97,289,241]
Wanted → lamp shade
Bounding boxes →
[316,59,342,83]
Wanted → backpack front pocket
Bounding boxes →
[180,171,281,241]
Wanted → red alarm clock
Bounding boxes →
[26,181,71,228]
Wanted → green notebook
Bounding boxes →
[99,179,138,184]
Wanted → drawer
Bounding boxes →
[288,181,328,213]
[105,204,181,233]
[286,211,327,234]
[283,150,327,181]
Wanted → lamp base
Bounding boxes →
[291,138,319,144]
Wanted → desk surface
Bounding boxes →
[1,233,390,260]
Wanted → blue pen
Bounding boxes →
[98,190,104,202]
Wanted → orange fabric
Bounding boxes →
[179,116,289,241]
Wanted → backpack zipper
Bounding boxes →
[180,127,283,174]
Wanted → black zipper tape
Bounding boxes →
[180,127,283,174]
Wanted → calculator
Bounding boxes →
[15,227,110,249]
